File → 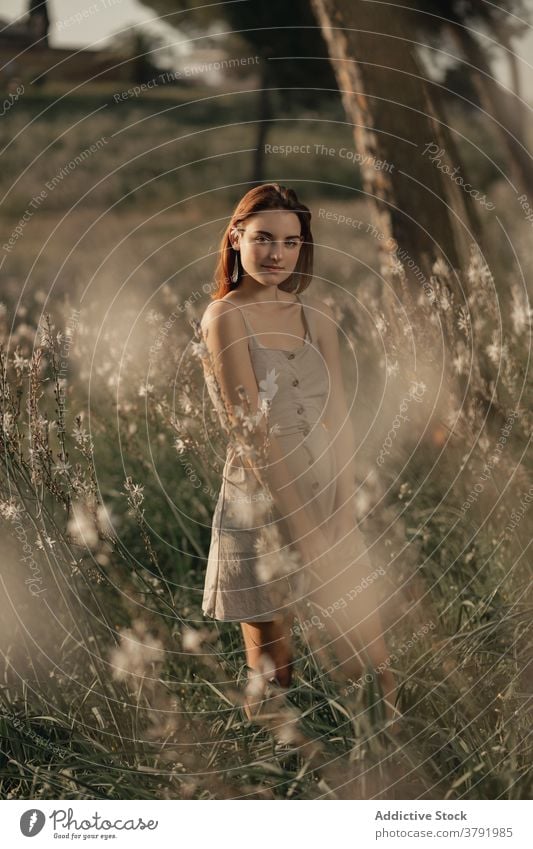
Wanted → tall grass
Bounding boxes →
[0,101,531,799]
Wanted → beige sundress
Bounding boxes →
[202,294,337,623]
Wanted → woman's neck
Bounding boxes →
[236,275,293,303]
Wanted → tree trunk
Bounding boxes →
[446,19,533,198]
[311,0,474,296]
[250,59,273,184]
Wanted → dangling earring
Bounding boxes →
[230,251,239,284]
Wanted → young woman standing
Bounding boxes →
[199,183,397,724]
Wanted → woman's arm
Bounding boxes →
[200,299,324,546]
[315,301,358,522]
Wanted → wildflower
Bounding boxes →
[398,482,411,500]
[275,709,307,745]
[510,285,532,336]
[13,349,28,373]
[254,526,301,582]
[245,653,277,702]
[145,309,164,325]
[138,383,154,397]
[35,533,56,549]
[52,459,72,475]
[225,488,272,528]
[375,314,387,334]
[444,406,462,429]
[175,438,187,454]
[386,359,399,377]
[486,338,501,364]
[110,620,164,684]
[258,368,279,406]
[0,497,24,522]
[439,286,452,312]
[181,625,211,654]
[190,340,208,358]
[353,488,371,520]
[67,500,99,550]
[124,477,144,508]
[453,343,469,376]
[477,433,490,455]
[457,308,471,336]
[432,257,450,279]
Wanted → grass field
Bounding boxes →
[0,88,531,800]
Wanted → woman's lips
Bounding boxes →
[262,265,283,271]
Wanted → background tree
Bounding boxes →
[406,0,533,197]
[27,0,50,48]
[311,0,482,291]
[138,0,340,181]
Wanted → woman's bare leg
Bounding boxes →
[240,618,293,720]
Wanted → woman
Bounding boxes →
[199,183,397,724]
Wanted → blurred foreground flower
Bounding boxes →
[110,619,164,687]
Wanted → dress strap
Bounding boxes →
[233,296,311,348]
[296,294,313,344]
[232,303,259,347]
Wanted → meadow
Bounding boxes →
[0,88,531,799]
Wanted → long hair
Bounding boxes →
[212,183,314,300]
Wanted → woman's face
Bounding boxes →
[230,210,303,288]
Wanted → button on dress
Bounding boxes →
[202,294,337,623]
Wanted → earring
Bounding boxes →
[230,251,239,284]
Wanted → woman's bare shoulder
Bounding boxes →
[200,296,243,337]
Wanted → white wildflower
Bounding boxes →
[432,257,450,278]
[477,433,490,455]
[375,314,387,334]
[457,308,471,336]
[175,438,187,454]
[67,500,99,550]
[353,488,371,520]
[444,406,462,429]
[125,478,144,508]
[145,309,164,326]
[13,350,28,373]
[386,359,399,377]
[190,340,208,358]
[138,383,154,397]
[258,368,279,405]
[0,497,24,522]
[245,653,277,702]
[52,459,72,475]
[35,533,56,549]
[486,338,501,364]
[510,285,532,336]
[110,620,164,683]
[453,343,469,376]
[181,625,210,654]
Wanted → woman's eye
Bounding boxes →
[253,236,300,247]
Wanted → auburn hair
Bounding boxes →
[211,183,314,299]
